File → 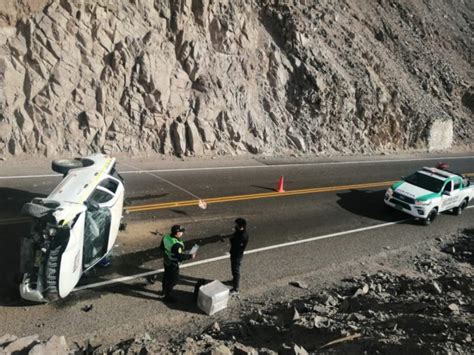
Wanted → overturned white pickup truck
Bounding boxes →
[19,154,125,302]
[384,167,473,225]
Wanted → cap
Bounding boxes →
[171,225,185,234]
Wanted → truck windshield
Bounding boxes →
[404,172,444,193]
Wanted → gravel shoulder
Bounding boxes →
[1,228,472,353]
[112,228,472,354]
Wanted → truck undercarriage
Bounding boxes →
[20,200,70,302]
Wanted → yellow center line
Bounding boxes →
[2,173,474,223]
[126,180,398,213]
[127,172,474,212]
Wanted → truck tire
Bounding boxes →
[453,199,468,216]
[51,159,83,175]
[43,235,68,302]
[423,209,438,226]
[44,243,62,302]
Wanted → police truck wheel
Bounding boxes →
[423,209,437,226]
[51,159,83,175]
[453,199,468,216]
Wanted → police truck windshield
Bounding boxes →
[404,172,444,193]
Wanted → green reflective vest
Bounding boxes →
[163,234,184,264]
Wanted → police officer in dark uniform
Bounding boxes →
[229,218,249,295]
[161,225,195,303]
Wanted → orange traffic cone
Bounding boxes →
[276,176,285,192]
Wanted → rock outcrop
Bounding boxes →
[0,0,472,157]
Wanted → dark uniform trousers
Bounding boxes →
[231,256,242,290]
[163,262,179,298]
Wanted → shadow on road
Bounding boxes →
[107,246,164,277]
[65,272,207,315]
[101,282,160,302]
[0,222,30,305]
[162,289,205,314]
[124,193,169,206]
[0,188,43,305]
[74,233,231,302]
[170,209,192,217]
[83,231,229,282]
[186,234,229,248]
[0,187,46,217]
[250,185,276,192]
[336,189,408,222]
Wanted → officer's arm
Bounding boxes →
[171,243,192,261]
[240,234,249,252]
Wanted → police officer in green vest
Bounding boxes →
[160,225,195,303]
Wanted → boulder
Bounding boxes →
[209,344,232,355]
[2,335,39,354]
[0,334,17,347]
[428,119,453,151]
[234,343,258,355]
[278,343,308,355]
[352,284,369,297]
[29,335,69,355]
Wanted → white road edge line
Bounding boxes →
[1,155,473,179]
[73,218,412,292]
[74,205,474,292]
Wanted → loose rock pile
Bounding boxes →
[105,229,473,354]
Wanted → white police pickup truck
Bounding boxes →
[19,154,125,302]
[384,167,473,225]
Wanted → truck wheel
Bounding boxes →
[51,159,83,175]
[44,242,63,302]
[453,199,468,216]
[423,209,438,226]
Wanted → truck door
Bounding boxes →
[440,180,458,211]
[450,178,462,208]
[83,187,113,269]
[82,175,123,269]
[98,176,124,252]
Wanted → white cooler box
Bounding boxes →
[197,280,229,315]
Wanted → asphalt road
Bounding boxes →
[0,153,473,341]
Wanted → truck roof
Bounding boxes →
[419,167,459,181]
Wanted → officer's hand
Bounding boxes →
[191,253,196,259]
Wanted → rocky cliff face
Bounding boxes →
[0,0,472,158]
